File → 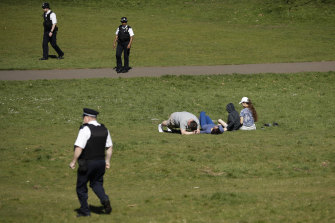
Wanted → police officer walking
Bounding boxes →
[113,17,134,73]
[69,108,113,217]
[40,2,64,60]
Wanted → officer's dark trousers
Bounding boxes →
[76,160,109,215]
[42,31,64,59]
[116,41,130,70]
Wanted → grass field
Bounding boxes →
[0,72,334,222]
[0,0,335,70]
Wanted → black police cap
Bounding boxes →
[121,17,128,23]
[42,2,50,9]
[83,108,99,117]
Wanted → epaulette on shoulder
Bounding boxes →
[79,123,89,130]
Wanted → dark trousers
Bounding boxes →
[76,160,109,215]
[42,31,64,58]
[116,41,130,69]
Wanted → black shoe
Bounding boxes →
[102,200,112,214]
[116,68,122,73]
[39,57,48,60]
[77,212,90,217]
[121,68,129,73]
[273,122,279,126]
[58,54,64,59]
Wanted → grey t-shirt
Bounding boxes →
[169,112,200,130]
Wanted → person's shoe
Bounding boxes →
[121,68,129,73]
[39,57,48,60]
[158,124,164,133]
[116,67,122,73]
[58,53,64,59]
[102,200,112,214]
[77,212,90,217]
[167,127,172,132]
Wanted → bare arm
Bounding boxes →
[127,36,134,49]
[69,147,83,169]
[240,117,243,125]
[105,146,113,169]
[113,36,118,49]
[181,129,199,135]
[49,24,57,37]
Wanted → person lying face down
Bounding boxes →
[159,111,200,135]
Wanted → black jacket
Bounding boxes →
[226,103,242,131]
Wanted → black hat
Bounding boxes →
[83,108,99,118]
[42,2,50,9]
[120,17,128,23]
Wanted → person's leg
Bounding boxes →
[76,171,90,215]
[199,111,207,127]
[116,43,123,70]
[50,31,64,57]
[123,42,129,70]
[88,161,109,202]
[42,32,49,59]
[205,115,214,125]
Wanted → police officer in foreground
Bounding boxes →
[69,108,113,217]
[113,17,134,73]
[40,2,64,60]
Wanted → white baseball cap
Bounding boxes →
[239,97,249,104]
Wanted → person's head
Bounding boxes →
[239,97,258,122]
[188,120,198,131]
[82,108,99,124]
[42,2,50,11]
[120,17,128,26]
[226,103,236,113]
[211,126,223,135]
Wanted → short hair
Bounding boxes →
[189,121,198,131]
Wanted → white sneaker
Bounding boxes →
[158,124,164,133]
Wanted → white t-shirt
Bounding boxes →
[45,10,57,24]
[115,25,134,36]
[74,120,113,149]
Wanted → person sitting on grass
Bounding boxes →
[158,111,200,135]
[217,103,241,131]
[239,97,258,130]
[199,111,224,134]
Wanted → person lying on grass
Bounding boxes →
[199,111,224,134]
[158,111,200,135]
[239,97,258,130]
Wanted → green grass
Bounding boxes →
[0,0,335,70]
[0,72,334,222]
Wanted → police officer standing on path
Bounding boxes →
[40,2,64,60]
[113,17,134,73]
[69,108,113,217]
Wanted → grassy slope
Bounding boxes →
[0,72,334,222]
[0,0,334,69]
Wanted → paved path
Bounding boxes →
[0,61,334,81]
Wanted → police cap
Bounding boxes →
[120,17,128,23]
[83,108,99,118]
[42,2,50,9]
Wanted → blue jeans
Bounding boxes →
[199,111,214,127]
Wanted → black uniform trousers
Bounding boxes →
[76,159,109,215]
[116,41,130,70]
[42,30,64,59]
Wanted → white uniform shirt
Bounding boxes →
[115,25,134,36]
[74,120,113,149]
[45,10,57,25]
